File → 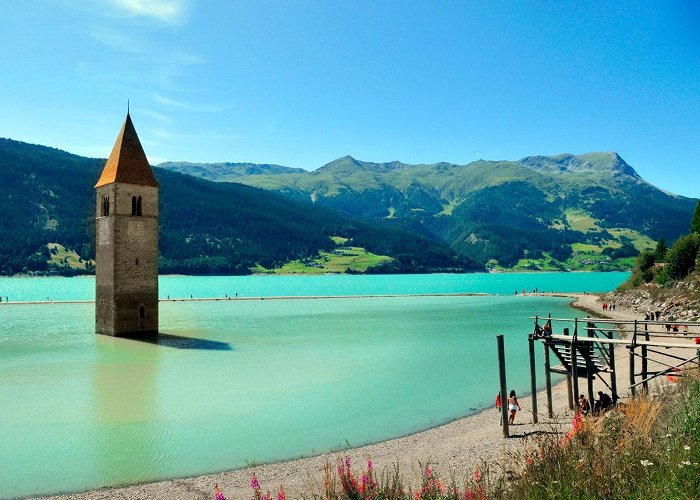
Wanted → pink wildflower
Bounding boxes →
[473,467,481,482]
[250,474,260,490]
[464,488,474,500]
[425,466,432,478]
[277,485,286,500]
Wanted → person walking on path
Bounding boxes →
[508,390,521,425]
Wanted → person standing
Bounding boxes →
[508,390,521,424]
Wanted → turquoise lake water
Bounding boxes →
[0,273,627,498]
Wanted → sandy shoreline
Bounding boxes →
[37,293,685,500]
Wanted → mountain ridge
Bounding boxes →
[158,151,697,271]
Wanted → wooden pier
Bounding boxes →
[499,316,700,429]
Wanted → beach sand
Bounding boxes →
[41,293,694,500]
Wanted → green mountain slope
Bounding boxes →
[159,152,697,270]
[0,138,470,275]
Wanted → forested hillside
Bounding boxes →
[0,139,470,275]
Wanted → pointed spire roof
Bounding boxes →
[95,113,159,188]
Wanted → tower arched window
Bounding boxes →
[137,196,143,216]
[101,196,110,216]
[131,196,137,216]
[139,305,146,319]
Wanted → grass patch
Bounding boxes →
[607,228,656,252]
[255,246,392,275]
[512,255,563,272]
[571,242,603,253]
[565,209,600,232]
[46,243,92,270]
[500,370,700,499]
[438,198,461,216]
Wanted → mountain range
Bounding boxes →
[0,135,695,276]
[159,152,697,271]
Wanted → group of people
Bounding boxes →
[532,322,553,338]
[0,296,8,303]
[662,323,689,334]
[601,302,616,311]
[641,310,694,336]
[644,310,661,321]
[497,388,615,426]
[578,391,615,415]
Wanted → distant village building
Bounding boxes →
[94,113,159,336]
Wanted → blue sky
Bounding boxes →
[2,1,699,197]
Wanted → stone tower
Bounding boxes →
[95,113,159,336]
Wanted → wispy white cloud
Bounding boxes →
[153,92,232,113]
[89,27,203,65]
[150,128,172,139]
[90,28,148,54]
[99,0,189,25]
[138,108,177,123]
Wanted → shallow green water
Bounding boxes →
[0,273,626,498]
[0,271,628,302]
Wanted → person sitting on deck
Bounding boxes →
[578,394,590,415]
[542,323,552,337]
[533,324,544,338]
[594,391,613,413]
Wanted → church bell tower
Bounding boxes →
[95,113,159,336]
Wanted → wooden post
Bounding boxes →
[497,334,509,438]
[642,323,649,394]
[543,341,553,418]
[629,320,637,397]
[586,323,594,409]
[609,337,617,402]
[563,327,574,410]
[572,320,580,407]
[529,335,538,423]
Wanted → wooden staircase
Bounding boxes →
[545,337,613,378]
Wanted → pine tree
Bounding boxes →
[667,234,700,280]
[654,236,668,262]
[691,199,700,234]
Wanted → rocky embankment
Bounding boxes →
[603,272,700,321]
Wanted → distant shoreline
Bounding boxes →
[0,291,590,306]
[0,269,630,279]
